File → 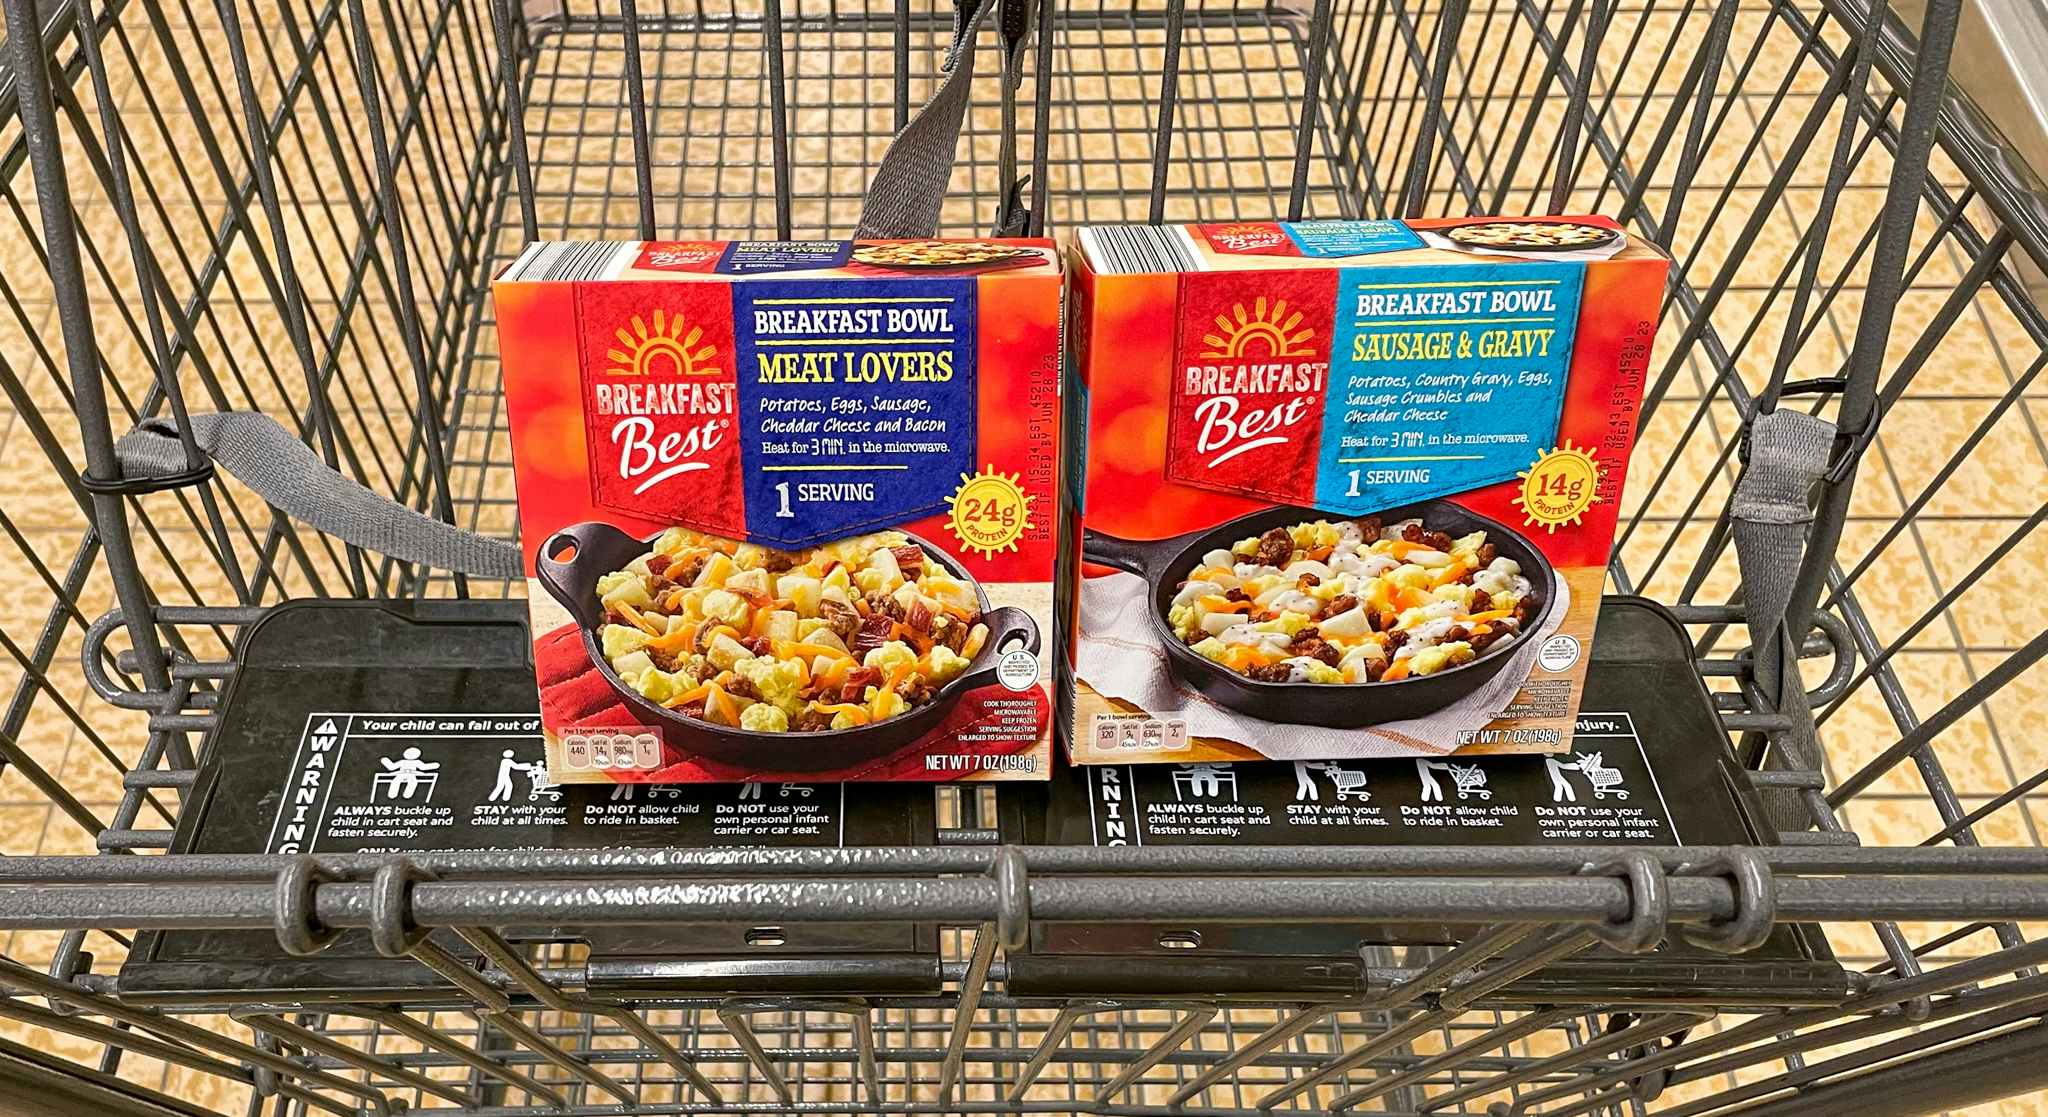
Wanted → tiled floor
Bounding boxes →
[0,0,2045,1111]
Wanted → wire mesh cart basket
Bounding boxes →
[2,0,2048,1110]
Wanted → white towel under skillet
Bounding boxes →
[1075,570,1570,759]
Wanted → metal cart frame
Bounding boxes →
[2,0,2048,1109]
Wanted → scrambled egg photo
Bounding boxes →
[1446,221,1616,249]
[1167,516,1540,685]
[595,528,988,733]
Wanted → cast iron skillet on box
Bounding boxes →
[538,521,1041,771]
[1082,499,1558,729]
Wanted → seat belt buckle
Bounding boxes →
[999,0,1037,88]
[1822,428,1870,485]
[944,0,977,70]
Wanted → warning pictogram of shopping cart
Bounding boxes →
[1574,753,1629,800]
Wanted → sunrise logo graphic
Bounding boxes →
[605,309,720,377]
[1199,297,1316,359]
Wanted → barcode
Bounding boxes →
[1079,225,1200,275]
[500,240,640,282]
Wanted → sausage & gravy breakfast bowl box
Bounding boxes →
[1062,218,1668,764]
[494,239,1060,784]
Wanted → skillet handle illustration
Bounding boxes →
[534,520,642,628]
[985,604,1042,658]
[955,605,1043,691]
[1080,528,1186,578]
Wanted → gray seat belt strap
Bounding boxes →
[1728,408,1837,831]
[855,0,1001,239]
[115,413,522,579]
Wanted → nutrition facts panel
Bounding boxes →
[1073,711,1689,848]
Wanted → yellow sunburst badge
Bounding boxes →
[946,466,1034,558]
[606,309,720,377]
[1513,441,1602,532]
[1200,296,1316,358]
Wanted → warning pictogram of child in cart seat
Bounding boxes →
[1174,763,1239,802]
[1546,752,1628,802]
[373,747,440,803]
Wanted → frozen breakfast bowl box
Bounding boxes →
[494,239,1061,784]
[1061,218,1669,764]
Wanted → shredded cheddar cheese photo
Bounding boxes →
[1167,515,1540,685]
[595,527,989,733]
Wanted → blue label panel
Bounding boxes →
[732,278,977,547]
[719,241,854,275]
[1283,220,1426,258]
[1314,262,1581,513]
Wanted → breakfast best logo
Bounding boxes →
[1167,270,1335,504]
[1196,222,1302,257]
[634,240,724,273]
[577,284,747,535]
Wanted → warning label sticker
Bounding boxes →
[267,714,552,853]
[266,712,847,853]
[1081,712,1680,847]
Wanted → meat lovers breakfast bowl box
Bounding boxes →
[493,238,1061,784]
[1061,217,1669,764]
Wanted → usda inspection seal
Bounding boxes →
[996,648,1040,691]
[1538,634,1582,672]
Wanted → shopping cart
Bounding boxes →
[1418,759,1492,801]
[1307,760,1373,802]
[1555,752,1627,802]
[0,0,2047,1110]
